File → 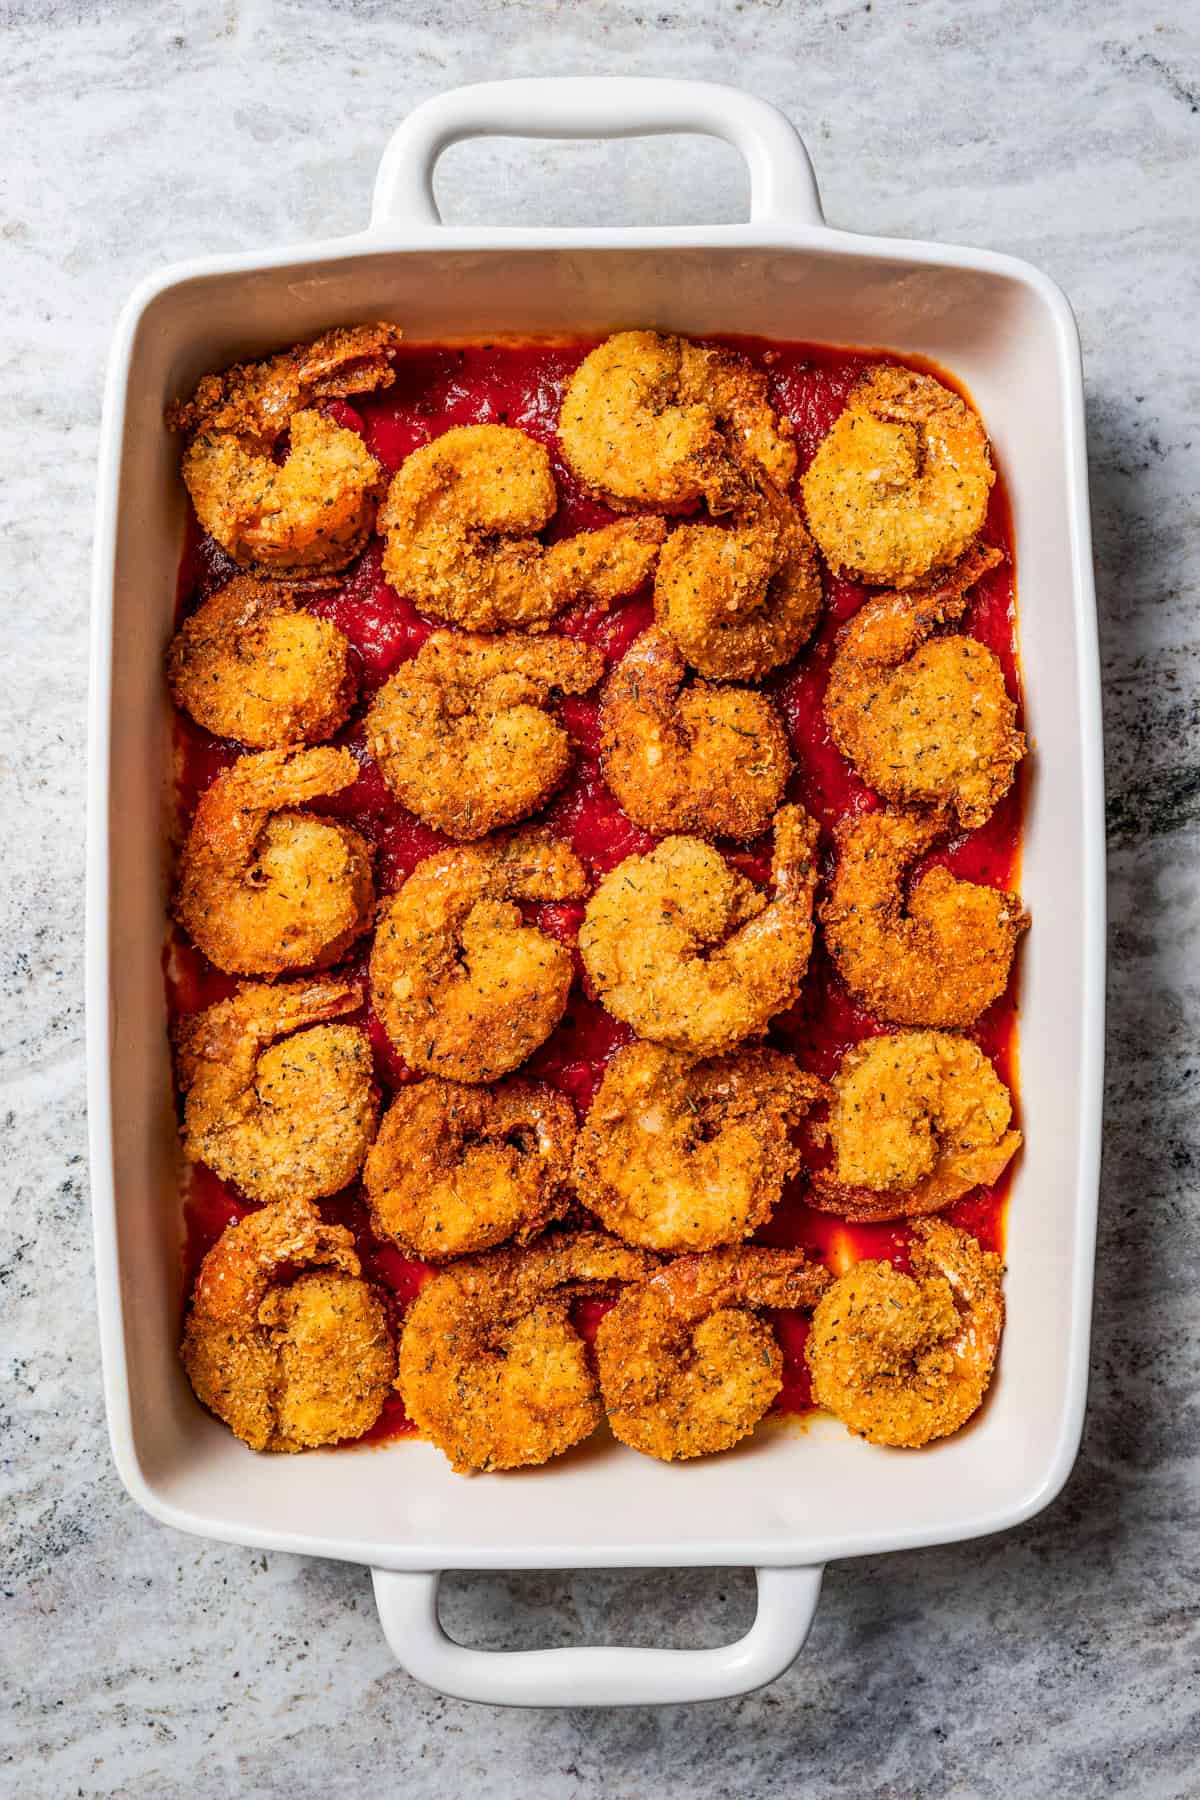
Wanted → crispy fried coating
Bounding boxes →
[181,1195,394,1453]
[653,482,822,680]
[825,545,1024,827]
[806,1217,1004,1446]
[807,1030,1020,1222]
[574,1042,823,1251]
[379,423,665,630]
[370,828,586,1083]
[397,1230,659,1471]
[169,324,402,575]
[600,628,791,838]
[595,1246,830,1461]
[364,1077,576,1260]
[367,630,604,840]
[175,977,377,1205]
[802,365,994,587]
[167,576,357,749]
[558,331,796,514]
[175,746,375,977]
[821,808,1028,1028]
[580,803,818,1056]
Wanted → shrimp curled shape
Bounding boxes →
[802,365,995,587]
[580,803,819,1056]
[169,324,403,575]
[167,576,357,749]
[379,424,666,631]
[364,1077,576,1260]
[175,747,375,977]
[574,1042,823,1252]
[821,808,1029,1028]
[807,1031,1021,1222]
[367,630,604,840]
[370,829,586,1083]
[181,1196,395,1453]
[397,1231,660,1471]
[559,331,796,515]
[175,977,378,1206]
[824,545,1025,828]
[654,483,823,681]
[600,629,791,839]
[595,1246,831,1461]
[806,1217,1004,1446]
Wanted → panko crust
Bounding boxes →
[573,1042,823,1251]
[821,807,1028,1028]
[367,629,603,839]
[600,629,791,839]
[167,576,357,749]
[801,364,994,588]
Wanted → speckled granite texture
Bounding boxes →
[2,2,1198,1794]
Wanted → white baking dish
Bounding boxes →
[87,78,1104,1708]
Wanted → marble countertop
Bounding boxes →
[3,2,1198,1794]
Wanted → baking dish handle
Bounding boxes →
[370,78,824,231]
[371,1563,823,1707]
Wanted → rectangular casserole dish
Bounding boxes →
[87,77,1105,1708]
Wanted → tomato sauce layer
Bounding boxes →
[168,336,1023,1440]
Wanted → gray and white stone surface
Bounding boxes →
[2,1,1198,1794]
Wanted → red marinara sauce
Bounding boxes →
[167,336,1024,1442]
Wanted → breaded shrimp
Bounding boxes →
[370,828,586,1083]
[175,977,377,1205]
[174,747,375,976]
[595,1246,830,1461]
[802,364,994,587]
[653,483,823,681]
[364,1077,576,1260]
[573,1042,823,1251]
[824,545,1024,828]
[169,324,402,575]
[806,1217,1004,1446]
[181,1195,394,1453]
[167,576,357,749]
[397,1230,659,1472]
[600,629,791,839]
[579,803,819,1056]
[379,424,665,631]
[559,331,796,514]
[821,808,1028,1028]
[807,1031,1020,1222]
[366,630,604,840]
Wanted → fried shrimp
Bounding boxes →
[181,1195,395,1453]
[364,1077,576,1260]
[175,747,374,976]
[366,630,604,839]
[558,331,796,515]
[573,1042,823,1251]
[168,324,403,575]
[175,977,377,1205]
[801,364,995,587]
[595,1246,830,1461]
[370,829,586,1083]
[821,808,1028,1028]
[580,803,819,1056]
[167,576,357,749]
[600,629,791,838]
[808,1031,1021,1222]
[806,1217,1004,1446]
[653,483,823,681]
[397,1230,659,1471]
[824,545,1024,828]
[379,424,665,631]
